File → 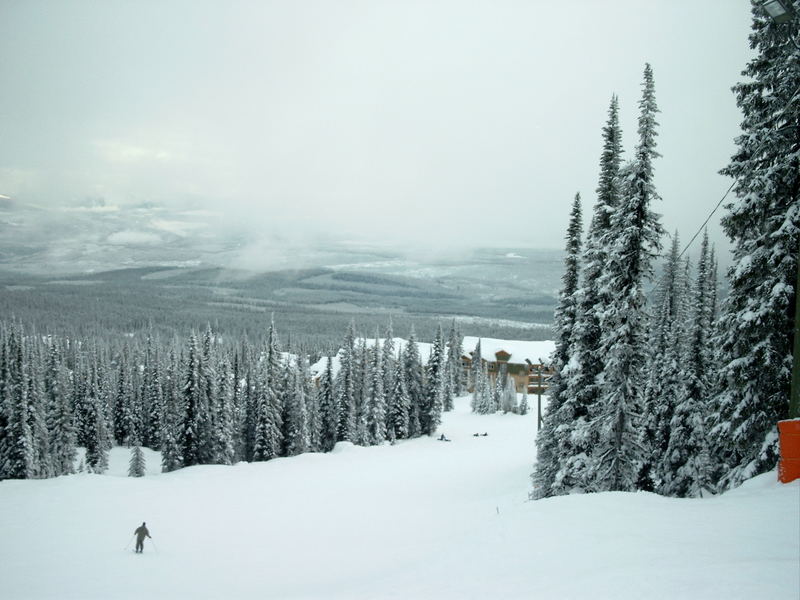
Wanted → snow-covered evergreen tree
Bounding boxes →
[160,350,183,472]
[422,324,446,435]
[446,320,465,403]
[518,386,529,416]
[490,368,502,414]
[303,358,321,453]
[381,322,395,406]
[388,354,410,441]
[142,336,164,450]
[0,341,8,479]
[555,97,624,495]
[252,321,283,461]
[470,339,483,412]
[335,321,357,442]
[660,231,714,497]
[352,338,370,446]
[84,363,109,474]
[2,330,34,479]
[25,344,51,478]
[277,356,294,455]
[318,357,338,452]
[45,341,76,476]
[591,64,663,493]
[284,362,310,457]
[213,357,236,465]
[231,351,249,462]
[366,333,387,445]
[639,233,685,490]
[710,4,799,490]
[403,328,425,438]
[500,371,517,414]
[200,325,218,463]
[128,444,146,477]
[180,334,208,467]
[113,359,136,447]
[96,352,115,453]
[473,361,494,415]
[72,352,92,449]
[533,193,583,498]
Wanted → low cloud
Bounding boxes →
[107,230,162,246]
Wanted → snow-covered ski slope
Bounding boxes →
[1,395,797,600]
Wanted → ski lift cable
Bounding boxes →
[676,82,800,263]
[647,82,800,298]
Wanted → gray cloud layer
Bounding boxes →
[0,0,752,257]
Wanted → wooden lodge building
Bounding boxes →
[459,337,556,395]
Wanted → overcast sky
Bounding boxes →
[0,0,754,255]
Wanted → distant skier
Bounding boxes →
[134,522,151,553]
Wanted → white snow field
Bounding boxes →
[1,396,798,600]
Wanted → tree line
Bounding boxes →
[0,318,470,480]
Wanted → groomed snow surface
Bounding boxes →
[1,395,797,599]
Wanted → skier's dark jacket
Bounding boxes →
[135,524,150,542]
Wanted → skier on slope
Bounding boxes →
[134,522,151,553]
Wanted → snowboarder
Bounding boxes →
[134,522,151,553]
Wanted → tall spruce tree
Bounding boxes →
[73,352,92,449]
[639,233,685,490]
[352,338,370,446]
[160,349,183,472]
[422,324,446,436]
[366,336,387,445]
[45,341,76,476]
[84,362,109,474]
[388,354,410,441]
[661,231,713,497]
[335,321,357,442]
[2,329,33,479]
[180,334,207,467]
[142,337,164,450]
[710,3,799,489]
[470,339,483,412]
[303,355,322,453]
[214,357,236,465]
[381,323,396,413]
[474,361,493,415]
[591,64,663,492]
[285,362,310,457]
[318,357,339,452]
[567,96,622,436]
[403,329,425,437]
[113,358,135,446]
[26,345,51,478]
[446,320,464,403]
[533,193,583,498]
[201,325,218,462]
[252,320,284,461]
[232,351,249,462]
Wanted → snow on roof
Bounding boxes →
[309,336,555,379]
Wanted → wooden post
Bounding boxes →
[537,364,543,430]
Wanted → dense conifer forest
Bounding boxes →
[534,1,798,499]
